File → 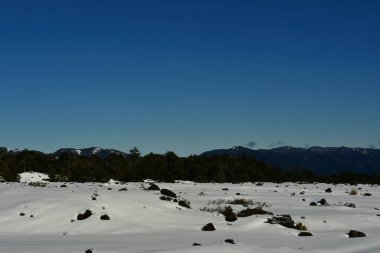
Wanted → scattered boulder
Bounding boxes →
[19,212,25,216]
[147,183,160,191]
[325,188,332,193]
[160,189,177,198]
[118,187,127,191]
[60,184,67,187]
[192,243,201,246]
[237,207,272,217]
[222,206,237,222]
[256,183,264,186]
[222,188,228,191]
[100,214,110,220]
[201,223,216,231]
[348,230,366,238]
[363,193,372,196]
[178,200,191,209]
[319,199,327,206]
[266,215,295,229]
[77,209,92,220]
[298,232,313,236]
[309,202,317,206]
[159,196,172,201]
[85,249,93,253]
[225,239,235,244]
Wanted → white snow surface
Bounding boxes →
[18,172,50,183]
[0,181,379,253]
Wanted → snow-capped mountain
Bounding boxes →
[53,147,127,159]
[0,147,24,153]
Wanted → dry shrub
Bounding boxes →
[349,188,358,195]
[295,222,308,231]
[227,198,254,206]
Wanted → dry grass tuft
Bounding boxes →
[349,188,358,195]
[295,222,308,231]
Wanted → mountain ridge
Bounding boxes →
[53,147,127,159]
[2,145,380,176]
[201,146,380,175]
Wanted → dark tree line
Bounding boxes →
[0,148,379,184]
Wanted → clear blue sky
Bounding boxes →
[1,0,379,155]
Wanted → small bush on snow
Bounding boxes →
[295,222,308,231]
[350,188,358,195]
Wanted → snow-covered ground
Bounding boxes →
[18,172,50,183]
[0,176,379,253]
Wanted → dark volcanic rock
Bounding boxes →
[348,230,366,238]
[159,196,172,201]
[298,232,313,236]
[225,239,235,244]
[201,223,216,231]
[147,183,160,191]
[222,206,237,222]
[192,243,201,246]
[363,193,372,196]
[178,200,191,209]
[237,207,272,217]
[100,214,110,220]
[325,188,332,193]
[160,189,177,198]
[266,215,295,229]
[309,202,317,206]
[77,209,92,220]
[319,198,327,205]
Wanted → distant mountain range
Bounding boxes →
[2,145,380,176]
[201,146,380,175]
[1,147,128,159]
[53,147,127,159]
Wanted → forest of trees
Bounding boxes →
[0,147,379,184]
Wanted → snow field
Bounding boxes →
[0,178,379,253]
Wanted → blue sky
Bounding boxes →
[1,0,379,155]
